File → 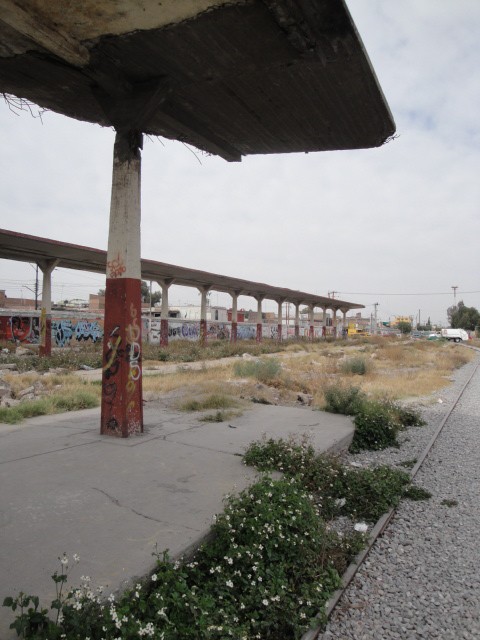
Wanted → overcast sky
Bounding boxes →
[1,0,479,326]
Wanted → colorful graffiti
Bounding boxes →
[0,314,104,347]
[125,302,142,434]
[52,319,104,347]
[165,321,201,341]
[0,315,40,344]
[236,324,257,340]
[207,322,231,340]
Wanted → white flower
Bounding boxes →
[226,580,234,588]
[60,554,69,566]
[334,497,346,507]
[354,522,369,533]
[262,599,269,606]
[151,573,158,582]
[73,553,80,563]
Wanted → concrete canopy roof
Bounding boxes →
[0,0,395,161]
[0,229,364,312]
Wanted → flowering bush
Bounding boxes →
[244,436,412,522]
[4,478,353,640]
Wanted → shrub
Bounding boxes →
[350,401,401,452]
[179,394,237,412]
[243,437,413,523]
[323,384,366,415]
[340,466,410,521]
[233,357,282,383]
[340,356,371,376]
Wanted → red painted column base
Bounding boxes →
[277,324,282,342]
[160,318,169,347]
[295,325,300,339]
[39,313,52,357]
[333,327,337,339]
[256,323,262,342]
[101,278,143,437]
[309,325,314,341]
[200,319,207,345]
[231,321,238,343]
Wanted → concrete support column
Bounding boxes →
[342,310,347,339]
[158,280,172,348]
[230,292,239,343]
[38,259,59,357]
[277,300,284,342]
[199,287,210,345]
[295,304,300,339]
[333,308,338,339]
[256,296,264,342]
[322,307,327,338]
[101,130,143,438]
[309,305,315,341]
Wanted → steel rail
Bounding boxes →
[302,348,480,640]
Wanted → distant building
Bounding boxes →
[0,290,36,309]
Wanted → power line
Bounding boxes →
[338,290,480,297]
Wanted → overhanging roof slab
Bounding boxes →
[0,0,395,161]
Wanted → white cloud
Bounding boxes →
[1,1,479,325]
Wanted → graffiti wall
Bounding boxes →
[1,312,334,347]
[0,315,40,344]
[0,312,104,347]
[52,318,104,347]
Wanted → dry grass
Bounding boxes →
[2,338,475,423]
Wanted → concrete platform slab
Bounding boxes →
[0,402,353,638]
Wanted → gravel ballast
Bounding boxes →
[318,350,480,640]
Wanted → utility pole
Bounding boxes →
[373,302,379,335]
[328,291,338,299]
[451,286,458,303]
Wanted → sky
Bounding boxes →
[0,0,479,326]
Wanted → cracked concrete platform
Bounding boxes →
[0,402,353,637]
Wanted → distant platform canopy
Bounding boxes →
[0,229,364,312]
[0,0,395,161]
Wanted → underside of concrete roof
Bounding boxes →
[0,0,395,161]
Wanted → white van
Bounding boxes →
[441,328,469,343]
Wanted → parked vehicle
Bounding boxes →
[441,328,469,343]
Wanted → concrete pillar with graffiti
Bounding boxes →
[38,259,59,357]
[342,309,348,339]
[332,308,338,339]
[295,303,300,339]
[230,291,239,343]
[277,299,284,342]
[322,307,327,338]
[199,286,210,346]
[158,279,173,348]
[309,304,315,341]
[255,296,264,342]
[101,130,143,437]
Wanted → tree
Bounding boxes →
[397,321,412,334]
[141,280,161,306]
[97,288,106,296]
[449,301,480,331]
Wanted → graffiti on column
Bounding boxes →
[103,325,123,433]
[107,253,126,279]
[125,302,141,434]
[237,324,257,340]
